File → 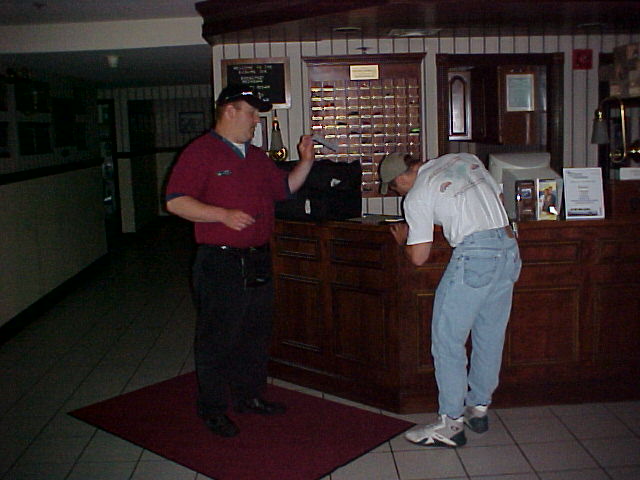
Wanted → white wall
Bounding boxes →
[0,167,108,326]
[0,17,203,53]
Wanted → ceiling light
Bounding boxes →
[106,55,119,68]
[577,22,604,30]
[388,28,441,37]
[333,26,361,34]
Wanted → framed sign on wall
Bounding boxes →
[178,112,205,134]
[505,73,534,112]
[221,57,291,108]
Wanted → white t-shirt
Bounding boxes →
[405,153,509,248]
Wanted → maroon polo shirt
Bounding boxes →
[166,131,290,248]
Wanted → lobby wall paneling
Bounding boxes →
[210,31,639,216]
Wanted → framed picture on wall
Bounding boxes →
[222,57,291,109]
[506,73,534,112]
[178,112,205,134]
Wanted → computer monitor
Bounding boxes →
[488,152,552,185]
[488,152,561,220]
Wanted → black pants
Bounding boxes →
[192,245,273,418]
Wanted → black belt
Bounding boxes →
[201,244,271,288]
[203,244,269,255]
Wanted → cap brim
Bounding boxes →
[245,96,272,112]
[217,94,272,112]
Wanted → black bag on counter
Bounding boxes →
[275,160,362,221]
[303,160,362,191]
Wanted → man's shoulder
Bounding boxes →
[428,152,483,167]
[185,131,218,149]
[178,132,223,159]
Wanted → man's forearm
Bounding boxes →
[166,196,227,223]
[404,242,432,266]
[288,156,315,193]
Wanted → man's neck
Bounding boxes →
[214,125,241,144]
[210,129,246,158]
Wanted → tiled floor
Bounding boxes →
[2,218,639,480]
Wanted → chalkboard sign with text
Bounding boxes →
[221,58,291,108]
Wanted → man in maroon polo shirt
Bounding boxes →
[166,84,315,437]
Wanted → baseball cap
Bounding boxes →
[216,83,272,112]
[379,152,409,194]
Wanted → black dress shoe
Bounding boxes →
[235,397,286,415]
[204,414,239,437]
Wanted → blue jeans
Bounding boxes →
[431,227,521,418]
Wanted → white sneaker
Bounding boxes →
[404,415,467,447]
[464,405,489,433]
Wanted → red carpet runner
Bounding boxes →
[69,373,413,479]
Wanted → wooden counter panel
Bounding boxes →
[328,227,396,289]
[274,233,321,260]
[330,262,394,290]
[273,226,323,280]
[332,284,390,371]
[505,286,581,367]
[271,218,640,412]
[515,264,587,289]
[275,256,323,280]
[415,292,435,372]
[596,238,640,264]
[592,282,640,370]
[518,240,582,265]
[272,273,327,369]
[329,239,385,269]
[405,267,446,291]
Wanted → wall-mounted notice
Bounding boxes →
[563,167,605,220]
[222,58,291,108]
[349,65,380,80]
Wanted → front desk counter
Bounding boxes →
[269,216,640,413]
